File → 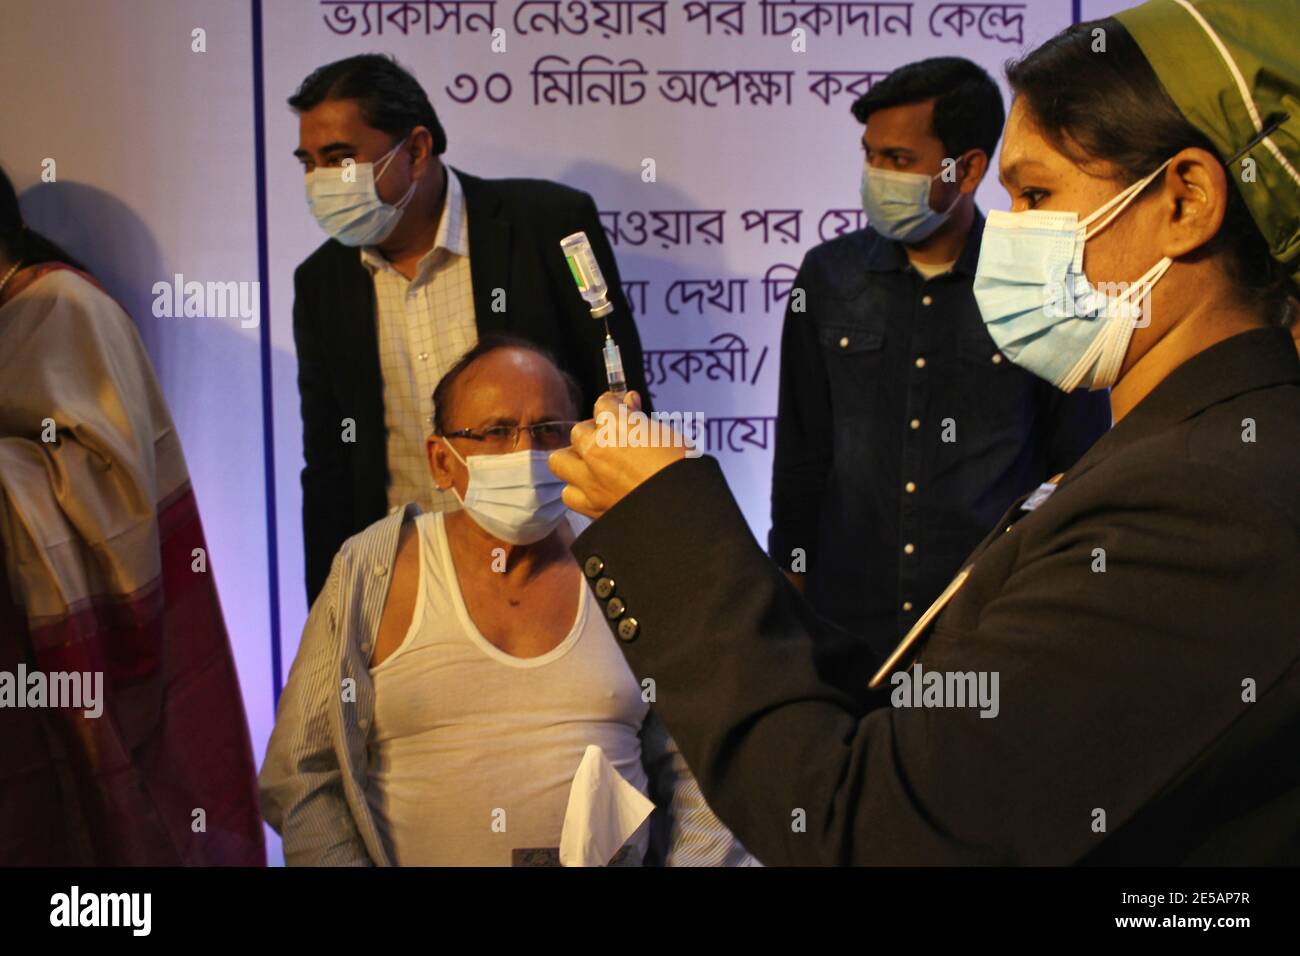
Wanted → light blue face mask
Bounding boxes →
[973,158,1174,392]
[860,162,960,243]
[305,138,417,246]
[442,442,569,545]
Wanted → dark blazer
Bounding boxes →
[293,167,649,603]
[571,327,1300,865]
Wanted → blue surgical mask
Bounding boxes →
[305,138,417,246]
[860,162,959,243]
[973,159,1174,392]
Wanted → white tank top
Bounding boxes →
[365,512,650,866]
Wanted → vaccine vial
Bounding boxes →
[561,231,614,318]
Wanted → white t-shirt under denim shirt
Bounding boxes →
[907,255,956,280]
[365,511,649,865]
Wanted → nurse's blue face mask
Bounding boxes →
[973,158,1175,392]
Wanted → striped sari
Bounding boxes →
[0,263,264,864]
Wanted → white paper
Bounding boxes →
[559,744,655,867]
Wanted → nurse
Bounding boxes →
[549,0,1300,864]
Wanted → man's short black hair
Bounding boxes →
[851,56,1004,160]
[288,54,447,155]
[432,334,584,435]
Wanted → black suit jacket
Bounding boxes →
[571,327,1300,865]
[293,168,649,603]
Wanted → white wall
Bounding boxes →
[1,0,280,863]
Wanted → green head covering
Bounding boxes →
[1115,0,1300,293]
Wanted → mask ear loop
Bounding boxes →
[441,435,468,467]
[929,155,970,215]
[391,177,419,212]
[374,136,419,211]
[1087,156,1177,326]
[1059,323,1109,392]
[1084,244,1176,390]
[1081,158,1173,241]
[373,137,406,180]
[1058,270,1154,393]
[1057,159,1175,392]
[439,436,473,504]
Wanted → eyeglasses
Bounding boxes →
[440,421,577,451]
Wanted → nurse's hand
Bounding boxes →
[549,390,687,520]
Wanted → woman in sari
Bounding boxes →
[0,166,264,864]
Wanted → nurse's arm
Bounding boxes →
[564,450,1296,864]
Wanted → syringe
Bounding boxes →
[602,333,627,394]
[561,230,627,394]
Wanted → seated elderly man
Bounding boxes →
[261,334,751,866]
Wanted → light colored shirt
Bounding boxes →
[362,166,476,515]
[365,512,649,866]
[907,255,957,280]
[259,503,758,867]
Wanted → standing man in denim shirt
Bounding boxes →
[769,58,1111,659]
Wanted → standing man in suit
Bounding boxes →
[770,57,1111,659]
[289,54,649,604]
